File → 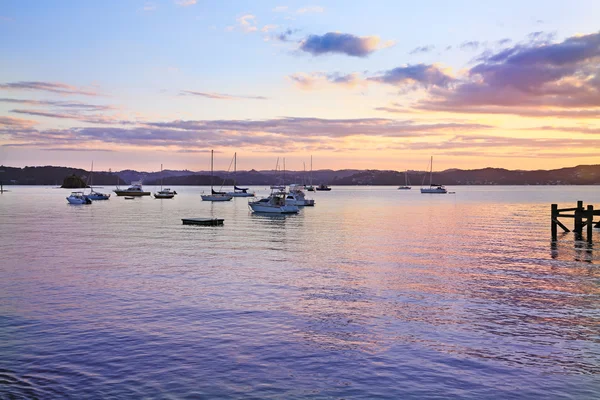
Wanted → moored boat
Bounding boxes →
[421,157,447,194]
[114,181,151,196]
[248,190,299,214]
[67,191,92,204]
[286,184,315,206]
[201,150,232,202]
[316,183,331,191]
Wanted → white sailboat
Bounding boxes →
[87,161,111,200]
[420,156,447,194]
[398,170,411,190]
[227,152,255,197]
[154,164,176,199]
[201,150,233,202]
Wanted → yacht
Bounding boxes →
[67,191,92,204]
[154,164,176,199]
[286,184,315,206]
[201,150,233,202]
[86,162,111,200]
[248,190,299,214]
[226,153,255,197]
[316,183,331,191]
[420,156,447,194]
[114,181,151,196]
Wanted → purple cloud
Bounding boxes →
[369,64,454,88]
[181,90,268,100]
[409,45,435,55]
[0,81,97,96]
[414,30,600,117]
[299,32,381,57]
[0,98,112,110]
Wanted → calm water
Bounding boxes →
[1,185,599,399]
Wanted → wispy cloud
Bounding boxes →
[261,24,278,33]
[299,32,384,57]
[236,14,257,33]
[409,45,435,55]
[0,81,98,96]
[296,6,324,14]
[272,6,288,12]
[174,0,196,6]
[180,90,268,100]
[0,116,38,128]
[9,109,135,125]
[288,72,363,90]
[0,98,113,111]
[272,28,300,42]
[459,41,481,50]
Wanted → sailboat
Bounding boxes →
[305,155,315,191]
[420,156,447,194]
[154,164,176,199]
[86,161,111,200]
[398,170,411,190]
[201,150,233,202]
[227,152,255,197]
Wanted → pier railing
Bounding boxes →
[551,201,599,242]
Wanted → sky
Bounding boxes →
[1,0,599,172]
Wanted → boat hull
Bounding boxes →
[228,192,255,197]
[154,193,175,199]
[420,188,447,194]
[114,191,150,196]
[248,203,299,213]
[397,186,411,190]
[67,196,91,204]
[201,194,233,201]
[87,193,110,200]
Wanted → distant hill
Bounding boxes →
[1,164,599,186]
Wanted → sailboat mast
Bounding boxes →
[283,158,286,185]
[210,150,214,191]
[429,156,433,186]
[160,163,163,190]
[310,155,313,185]
[234,152,237,187]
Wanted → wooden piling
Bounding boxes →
[551,204,557,240]
[586,205,594,242]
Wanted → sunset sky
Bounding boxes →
[1,0,599,172]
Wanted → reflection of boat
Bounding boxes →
[316,183,331,191]
[114,181,151,196]
[86,162,111,200]
[154,164,176,199]
[286,184,315,206]
[398,170,411,190]
[420,156,447,194]
[227,153,255,197]
[201,150,232,202]
[67,191,92,204]
[248,191,299,214]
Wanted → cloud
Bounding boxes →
[287,72,363,90]
[526,125,600,135]
[410,45,435,55]
[368,64,455,88]
[2,116,492,152]
[261,24,278,33]
[180,90,268,100]
[0,116,38,128]
[413,30,600,117]
[273,28,299,42]
[0,98,112,111]
[273,6,288,12]
[497,38,512,46]
[299,32,383,57]
[0,81,98,96]
[297,6,324,14]
[459,41,481,50]
[174,0,196,6]
[9,109,135,125]
[236,14,257,33]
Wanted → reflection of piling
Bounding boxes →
[552,201,598,243]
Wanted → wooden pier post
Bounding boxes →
[586,205,594,242]
[551,204,558,240]
[574,201,584,233]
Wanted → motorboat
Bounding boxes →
[114,181,151,196]
[67,191,92,204]
[316,183,331,191]
[286,184,315,206]
[201,150,232,202]
[248,190,299,214]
